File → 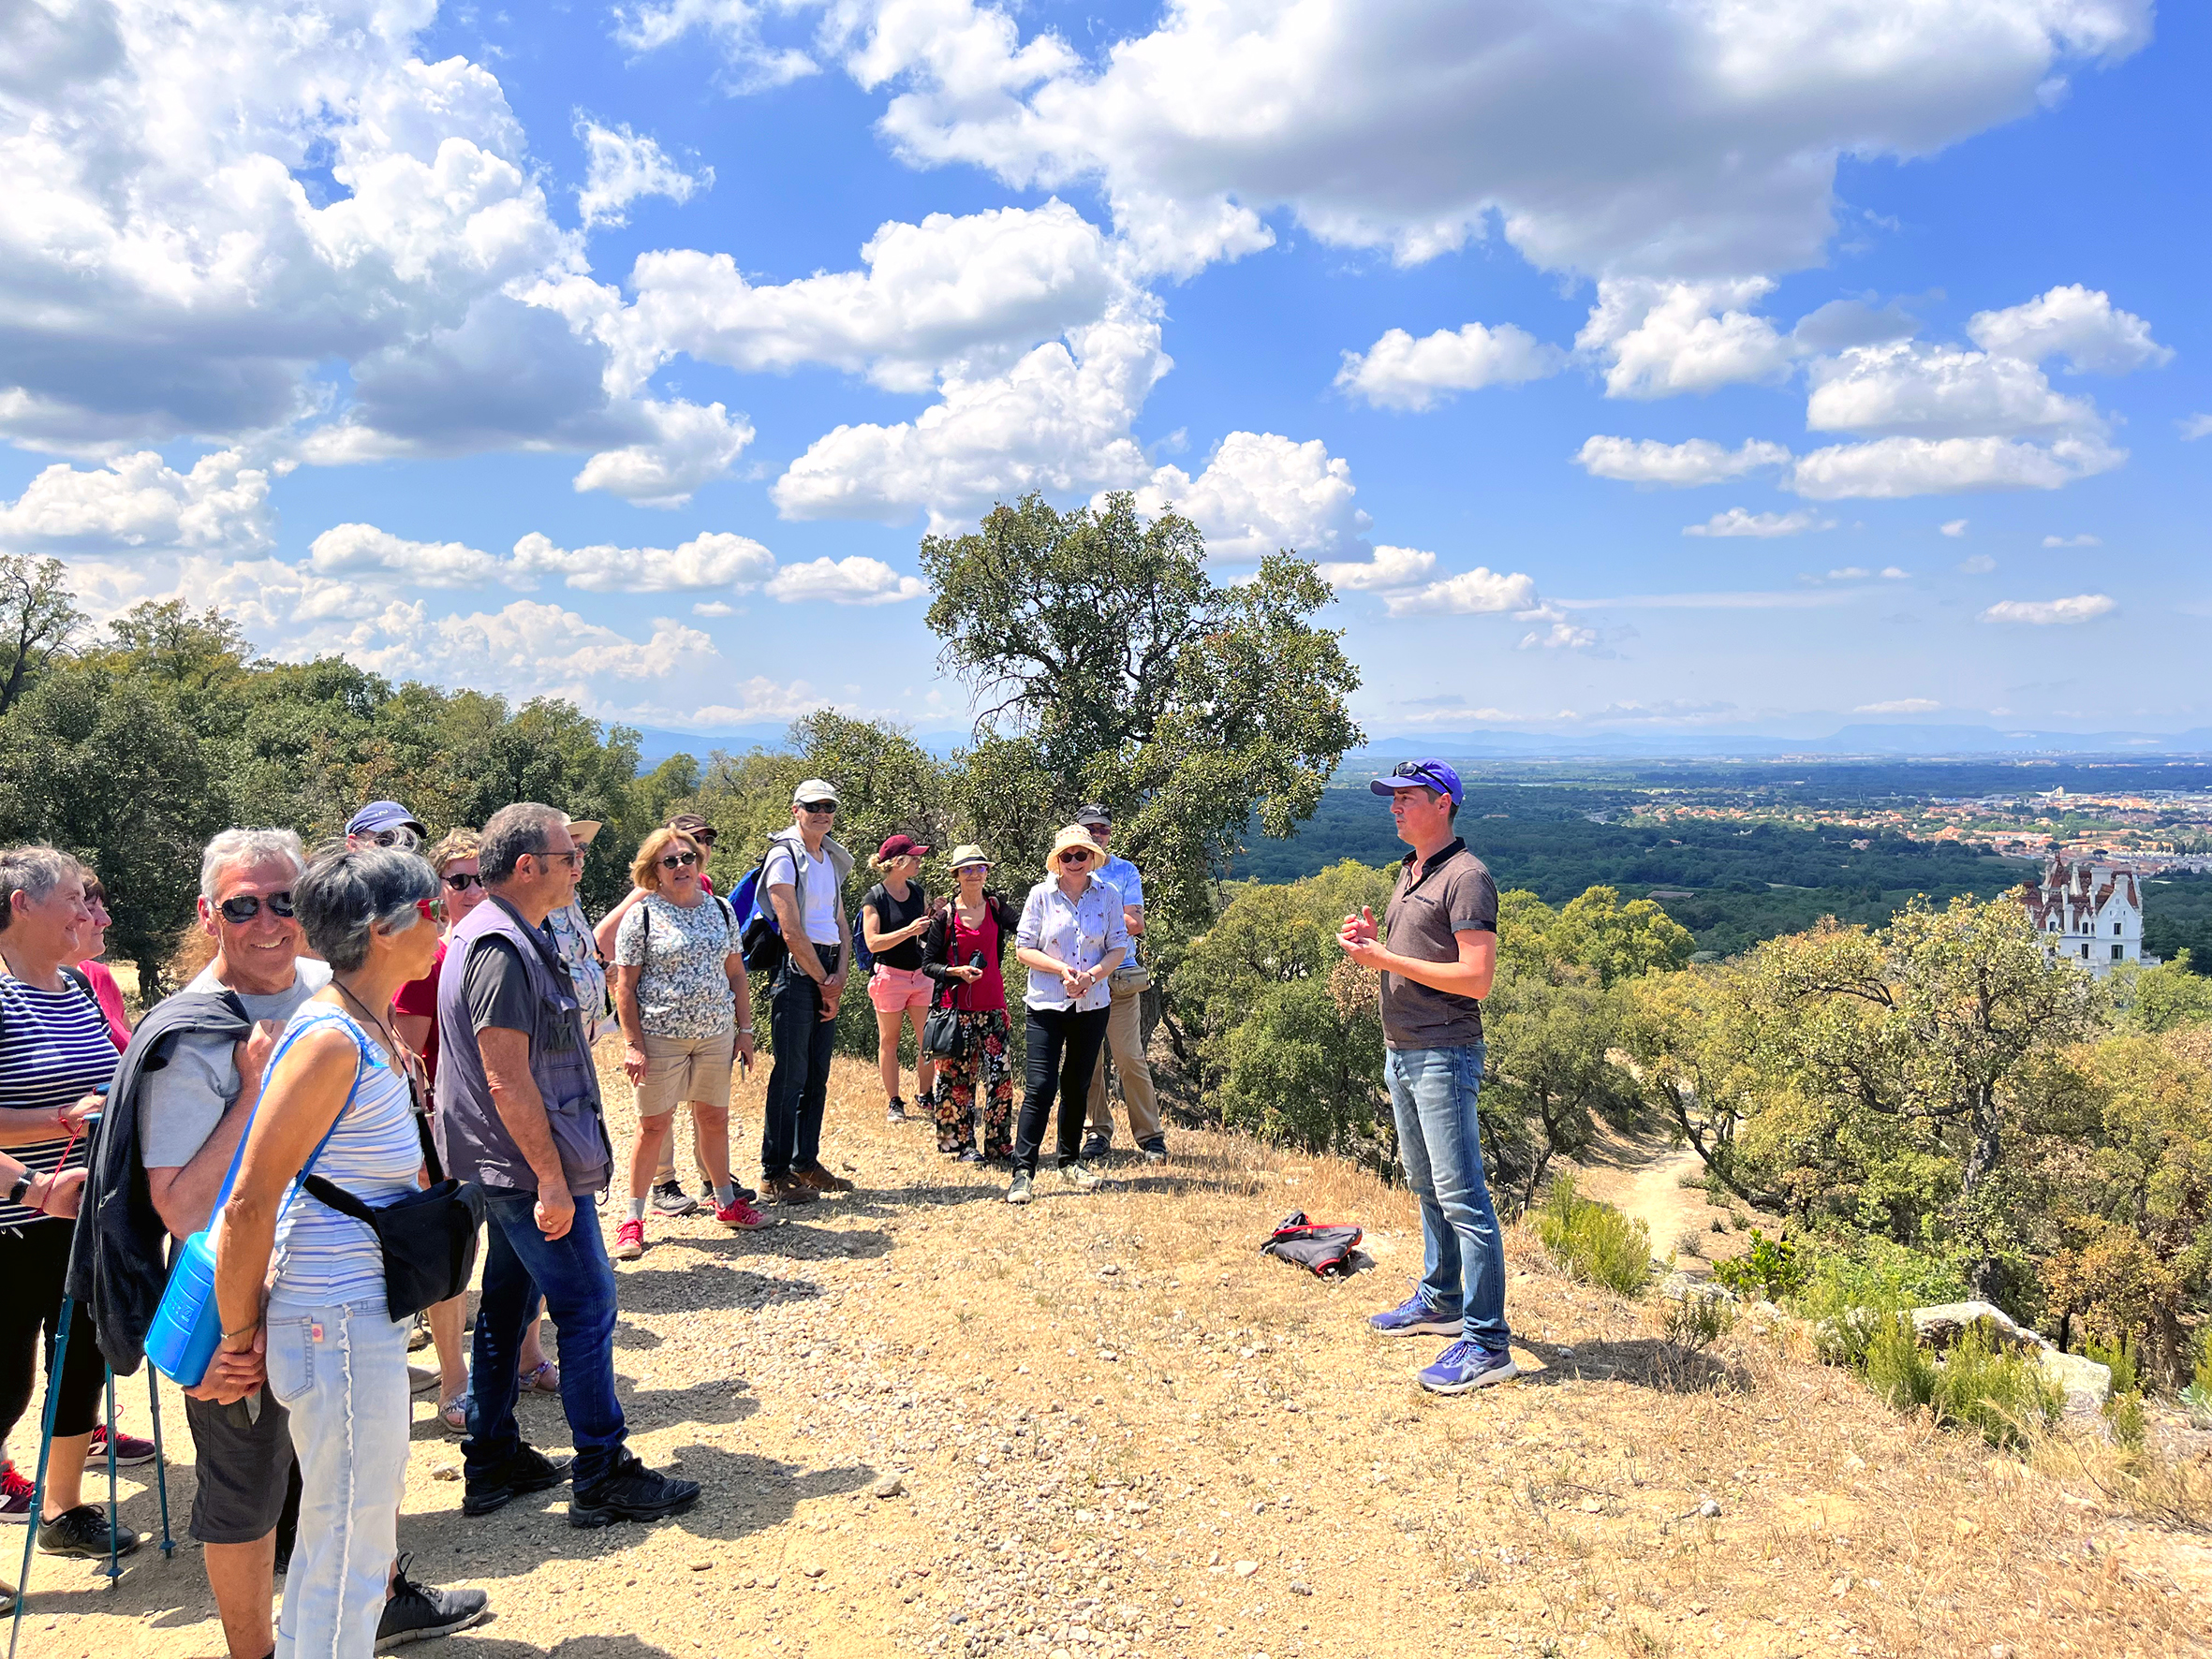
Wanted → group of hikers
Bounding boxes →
[0,756,1516,1657]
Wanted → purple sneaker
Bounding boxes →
[1368,1290,1461,1338]
[1417,1339,1519,1395]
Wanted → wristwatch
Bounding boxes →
[7,1170,32,1207]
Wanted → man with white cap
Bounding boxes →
[758,778,855,1205]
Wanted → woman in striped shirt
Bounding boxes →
[0,846,126,1557]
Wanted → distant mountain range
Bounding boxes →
[1354,725,2212,760]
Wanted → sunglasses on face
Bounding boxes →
[443,872,482,891]
[660,850,700,870]
[799,801,835,815]
[369,828,420,849]
[217,891,296,924]
[1058,850,1092,866]
[532,849,583,869]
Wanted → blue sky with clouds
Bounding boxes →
[1,0,2204,742]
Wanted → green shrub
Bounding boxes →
[2109,1391,2149,1449]
[1930,1325,2063,1448]
[1712,1229,1808,1302]
[1661,1289,1736,1354]
[1790,1233,1972,1364]
[1536,1177,1653,1297]
[1864,1313,1938,1410]
[2085,1333,2141,1400]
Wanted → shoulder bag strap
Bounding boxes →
[207,1010,363,1224]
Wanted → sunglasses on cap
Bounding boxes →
[1390,761,1455,796]
[443,872,482,891]
[217,891,296,924]
[799,800,836,815]
[659,850,700,870]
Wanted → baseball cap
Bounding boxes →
[667,813,715,843]
[1074,802,1112,828]
[346,800,428,838]
[791,778,839,808]
[877,833,932,861]
[1369,759,1463,807]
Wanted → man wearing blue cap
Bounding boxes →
[1338,759,1516,1394]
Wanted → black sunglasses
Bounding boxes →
[443,872,483,891]
[1057,849,1092,865]
[217,891,296,924]
[368,827,420,848]
[660,850,700,870]
[799,801,835,815]
[1390,762,1453,796]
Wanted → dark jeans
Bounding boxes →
[761,953,838,1180]
[0,1221,106,1443]
[466,1188,626,1489]
[1012,1004,1111,1176]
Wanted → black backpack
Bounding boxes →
[1260,1211,1364,1278]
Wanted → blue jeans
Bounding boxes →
[1386,1042,1512,1353]
[264,1294,410,1659]
[761,959,837,1180]
[467,1188,627,1488]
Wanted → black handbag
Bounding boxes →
[922,994,969,1061]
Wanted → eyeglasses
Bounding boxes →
[1390,761,1454,799]
[443,872,483,891]
[659,850,700,870]
[369,828,420,849]
[1058,850,1092,866]
[217,891,296,924]
[799,801,836,815]
[414,897,447,925]
[692,830,717,847]
[531,849,583,868]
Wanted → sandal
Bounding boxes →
[523,1359,561,1394]
[440,1395,468,1435]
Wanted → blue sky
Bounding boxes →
[1,0,2204,742]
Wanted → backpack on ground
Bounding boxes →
[1260,1211,1364,1279]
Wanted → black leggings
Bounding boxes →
[0,1223,108,1444]
[1012,1005,1111,1175]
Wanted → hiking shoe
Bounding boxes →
[714,1195,765,1230]
[956,1145,982,1164]
[1368,1290,1460,1338]
[652,1180,699,1217]
[408,1364,439,1394]
[568,1452,700,1529]
[611,1218,645,1260]
[407,1314,434,1351]
[760,1174,817,1206]
[1058,1161,1100,1191]
[37,1505,141,1559]
[1080,1134,1112,1163]
[376,1552,489,1651]
[462,1445,573,1517]
[1138,1138,1168,1166]
[793,1162,854,1194]
[1005,1171,1034,1206]
[0,1464,34,1521]
[885,1097,907,1123]
[1417,1340,1520,1395]
[87,1425,157,1468]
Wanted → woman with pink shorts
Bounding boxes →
[861,834,936,1123]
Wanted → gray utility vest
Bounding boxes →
[765,827,855,947]
[433,893,612,1197]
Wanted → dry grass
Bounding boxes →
[27,1051,2212,1657]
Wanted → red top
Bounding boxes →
[699,874,716,896]
[81,961,131,1050]
[950,906,1005,1014]
[392,940,446,1085]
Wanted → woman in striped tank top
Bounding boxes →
[214,845,448,1658]
[0,846,121,1558]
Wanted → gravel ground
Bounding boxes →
[19,1050,2212,1658]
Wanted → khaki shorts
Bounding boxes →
[636,1030,736,1117]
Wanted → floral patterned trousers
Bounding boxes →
[933,1006,1013,1158]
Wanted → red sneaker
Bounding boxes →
[612,1218,645,1260]
[88,1425,156,1468]
[714,1195,764,1231]
[0,1463,35,1521]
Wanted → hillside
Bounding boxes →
[35,1053,2212,1658]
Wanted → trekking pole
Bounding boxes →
[99,1368,121,1584]
[7,1299,75,1659]
[145,1369,173,1556]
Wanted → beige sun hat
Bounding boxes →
[947,844,992,871]
[1044,824,1104,875]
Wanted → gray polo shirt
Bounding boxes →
[1379,838,1497,1050]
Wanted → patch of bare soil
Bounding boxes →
[1564,1124,1768,1275]
[26,1052,2212,1658]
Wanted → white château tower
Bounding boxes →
[2018,855,2159,977]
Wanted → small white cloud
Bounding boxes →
[1575,278,1791,400]
[1683,507,1833,537]
[1880,566,1910,580]
[691,600,739,617]
[1956,553,1998,575]
[1966,285,2170,374]
[1315,544,1436,593]
[1519,620,1597,651]
[307,523,509,589]
[575,118,713,230]
[1335,321,1564,411]
[1805,341,2102,439]
[1940,518,1969,536]
[509,529,776,593]
[1788,433,2124,499]
[1573,435,1792,487]
[573,400,755,507]
[2041,533,2101,548]
[1383,566,1540,618]
[1826,566,1872,580]
[761,555,927,606]
[2180,414,2212,441]
[1129,431,1369,561]
[1854,697,1941,713]
[1981,594,2117,625]
[609,0,818,91]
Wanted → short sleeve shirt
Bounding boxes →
[1379,839,1497,1050]
[763,841,840,945]
[140,960,332,1172]
[613,892,739,1038]
[1097,855,1144,912]
[463,935,537,1035]
[1016,875,1131,1012]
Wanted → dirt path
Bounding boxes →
[1566,1125,1756,1273]
[25,1054,2211,1658]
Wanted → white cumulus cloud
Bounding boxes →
[1520,620,1598,651]
[572,400,756,507]
[762,556,928,605]
[1383,567,1540,619]
[576,119,714,230]
[1576,278,1792,399]
[1788,434,2125,499]
[2181,414,2212,441]
[1315,544,1437,594]
[1335,322,1564,411]
[1966,284,2170,374]
[0,450,274,558]
[307,523,509,589]
[1129,431,1368,562]
[1982,594,2117,625]
[1683,508,1832,537]
[1574,436,1792,487]
[1940,519,1969,536]
[509,530,777,594]
[1805,342,2103,438]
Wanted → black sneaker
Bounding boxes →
[651,1180,698,1217]
[569,1452,700,1529]
[376,1553,490,1651]
[1139,1137,1168,1165]
[37,1505,141,1559]
[1080,1134,1112,1162]
[886,1096,907,1123]
[463,1444,573,1517]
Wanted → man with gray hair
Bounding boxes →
[438,803,699,1529]
[124,829,486,1655]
